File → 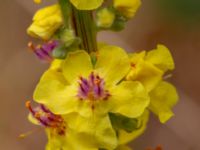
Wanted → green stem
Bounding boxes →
[58,0,97,52]
[58,0,71,28]
[72,7,97,52]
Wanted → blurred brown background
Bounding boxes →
[0,0,200,150]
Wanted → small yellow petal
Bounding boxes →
[65,113,118,150]
[62,50,93,83]
[70,0,103,10]
[40,69,68,85]
[97,8,115,28]
[27,4,63,40]
[129,51,146,64]
[149,81,179,123]
[45,127,98,150]
[110,81,150,118]
[95,45,130,86]
[127,59,164,92]
[50,59,64,71]
[34,83,78,115]
[33,69,79,115]
[145,44,175,72]
[113,0,141,19]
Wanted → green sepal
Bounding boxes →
[55,27,77,46]
[90,52,97,66]
[52,45,68,59]
[58,0,71,27]
[109,113,139,133]
[110,16,126,31]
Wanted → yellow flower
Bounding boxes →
[127,44,178,123]
[34,45,150,149]
[27,4,63,40]
[127,51,163,93]
[70,0,104,10]
[149,81,179,123]
[127,44,175,92]
[50,59,64,70]
[145,44,175,72]
[113,0,141,19]
[97,8,115,28]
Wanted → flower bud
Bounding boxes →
[97,8,115,28]
[113,0,141,19]
[27,4,63,40]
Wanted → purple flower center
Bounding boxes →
[26,101,66,135]
[77,72,110,101]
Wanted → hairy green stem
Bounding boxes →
[58,0,97,52]
[58,0,71,28]
[72,8,97,52]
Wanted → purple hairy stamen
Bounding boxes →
[77,72,110,101]
[28,41,58,63]
[26,101,66,135]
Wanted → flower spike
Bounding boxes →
[25,0,179,149]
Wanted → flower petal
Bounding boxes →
[97,8,115,28]
[113,0,141,19]
[62,50,93,83]
[45,129,66,150]
[118,110,149,145]
[28,113,40,125]
[38,68,68,86]
[70,0,104,10]
[149,81,179,123]
[145,44,175,72]
[76,99,113,118]
[33,70,79,115]
[50,59,64,70]
[95,45,130,86]
[65,113,118,150]
[127,59,163,92]
[45,128,98,150]
[129,51,146,63]
[27,4,62,40]
[110,81,150,118]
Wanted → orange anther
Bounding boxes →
[25,101,31,108]
[131,63,136,68]
[28,42,35,50]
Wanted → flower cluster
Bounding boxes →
[28,0,141,41]
[25,0,178,150]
